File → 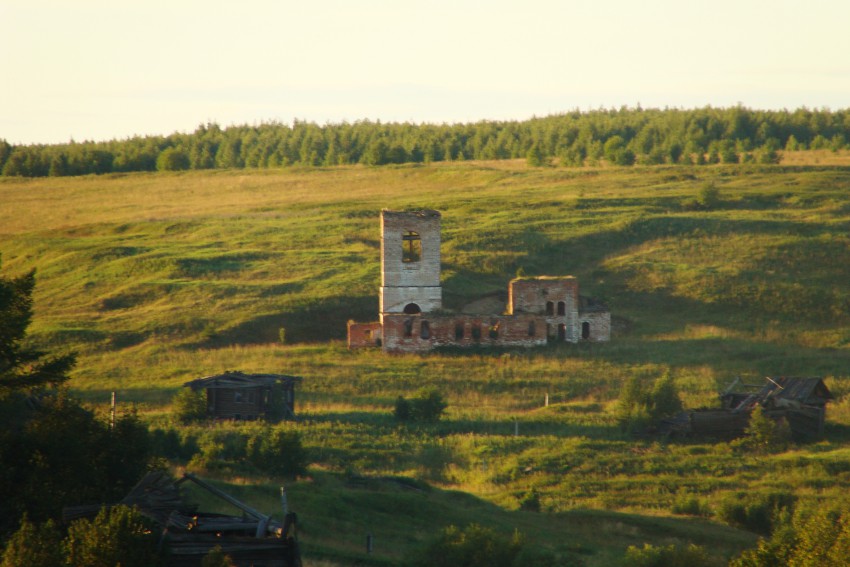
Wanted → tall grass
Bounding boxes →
[4,162,850,564]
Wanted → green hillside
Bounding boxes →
[3,161,850,565]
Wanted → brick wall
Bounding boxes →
[381,313,548,353]
[579,311,611,342]
[347,321,383,348]
[508,277,579,314]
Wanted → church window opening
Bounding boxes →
[582,321,591,340]
[488,320,500,339]
[528,321,536,337]
[421,320,431,339]
[402,231,421,263]
[404,319,414,337]
[546,301,554,316]
[557,301,566,316]
[455,322,465,340]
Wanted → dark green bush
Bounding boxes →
[63,505,162,567]
[394,395,412,421]
[395,389,447,423]
[411,523,523,567]
[172,388,206,424]
[716,491,795,535]
[622,543,711,567]
[617,373,682,430]
[246,427,308,477]
[731,501,850,566]
[0,516,63,567]
[740,406,791,453]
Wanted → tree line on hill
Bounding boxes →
[2,106,850,177]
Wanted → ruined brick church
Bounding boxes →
[347,209,610,353]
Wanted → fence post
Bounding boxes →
[110,391,116,430]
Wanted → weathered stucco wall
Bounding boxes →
[380,209,442,313]
[579,311,611,342]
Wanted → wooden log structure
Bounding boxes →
[183,371,302,422]
[63,472,301,567]
[661,376,833,440]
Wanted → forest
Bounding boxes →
[3,106,850,177]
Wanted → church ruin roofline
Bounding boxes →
[381,208,441,219]
[509,275,578,282]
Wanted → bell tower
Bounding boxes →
[380,209,442,316]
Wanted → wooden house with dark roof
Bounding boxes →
[183,371,302,421]
[662,376,833,440]
[721,376,833,439]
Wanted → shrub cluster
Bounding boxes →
[394,389,447,423]
[716,491,795,536]
[622,543,712,567]
[616,372,683,430]
[731,500,850,566]
[1,506,161,567]
[412,523,523,567]
[158,424,307,478]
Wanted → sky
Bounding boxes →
[2,0,850,145]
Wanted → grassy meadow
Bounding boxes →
[3,159,850,564]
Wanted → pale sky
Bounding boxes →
[2,0,849,145]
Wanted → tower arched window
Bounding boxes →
[402,231,421,263]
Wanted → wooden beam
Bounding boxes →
[182,473,268,522]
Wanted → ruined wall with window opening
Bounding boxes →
[347,209,611,353]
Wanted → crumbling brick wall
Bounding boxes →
[381,313,548,353]
[347,321,383,349]
[579,311,611,342]
[508,277,579,315]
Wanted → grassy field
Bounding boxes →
[3,160,850,565]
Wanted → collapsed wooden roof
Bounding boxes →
[723,376,832,412]
[184,370,302,390]
[64,471,300,567]
[756,376,832,404]
[662,376,834,440]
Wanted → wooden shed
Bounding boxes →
[662,376,833,440]
[183,371,302,421]
[722,376,833,439]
